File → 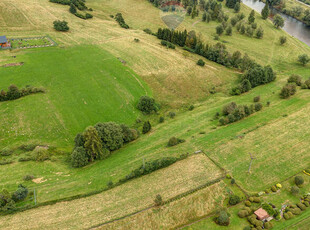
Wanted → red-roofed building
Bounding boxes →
[0,36,11,48]
[254,208,270,221]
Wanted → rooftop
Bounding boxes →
[254,208,269,220]
[0,36,8,43]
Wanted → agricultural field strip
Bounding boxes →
[0,154,224,229]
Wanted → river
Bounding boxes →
[242,0,310,46]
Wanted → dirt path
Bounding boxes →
[192,20,201,27]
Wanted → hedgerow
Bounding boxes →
[0,85,45,102]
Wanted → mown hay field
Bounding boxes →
[0,154,223,229]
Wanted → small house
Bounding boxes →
[254,208,269,221]
[0,36,11,48]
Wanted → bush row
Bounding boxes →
[114,13,129,29]
[0,85,45,102]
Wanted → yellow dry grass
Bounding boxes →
[99,182,226,230]
[0,154,223,229]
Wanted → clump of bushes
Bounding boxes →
[253,95,260,102]
[115,13,129,29]
[219,101,262,125]
[0,184,29,212]
[161,40,175,49]
[0,85,45,102]
[280,83,297,99]
[262,203,275,216]
[51,0,93,20]
[0,148,13,156]
[53,20,69,31]
[167,137,185,147]
[71,122,139,167]
[137,96,159,114]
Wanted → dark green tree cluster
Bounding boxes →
[115,13,129,29]
[137,96,159,114]
[53,20,70,31]
[72,122,138,167]
[201,0,229,23]
[298,54,310,66]
[50,0,93,20]
[157,27,264,71]
[273,14,285,28]
[226,0,240,9]
[303,10,310,26]
[231,65,276,95]
[0,185,29,212]
[0,85,45,102]
[219,101,262,125]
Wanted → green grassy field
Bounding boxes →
[0,46,151,149]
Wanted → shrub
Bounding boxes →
[74,133,85,147]
[189,105,195,111]
[295,176,304,186]
[226,174,232,179]
[216,210,230,226]
[143,28,153,34]
[243,227,251,230]
[154,194,163,206]
[271,186,277,192]
[142,121,151,134]
[249,197,254,202]
[245,201,251,207]
[298,54,310,66]
[280,83,296,99]
[18,144,37,152]
[23,175,35,181]
[254,103,263,111]
[297,203,306,211]
[292,207,302,215]
[229,195,241,205]
[120,124,136,143]
[137,96,158,114]
[159,116,164,123]
[291,185,300,195]
[253,197,260,203]
[71,147,89,168]
[279,36,287,45]
[231,178,235,184]
[264,221,273,229]
[32,147,50,162]
[0,148,13,156]
[238,210,249,218]
[197,59,205,66]
[83,126,104,161]
[12,184,28,202]
[253,96,260,102]
[167,137,185,147]
[222,102,237,115]
[288,74,302,86]
[169,111,176,118]
[53,20,69,31]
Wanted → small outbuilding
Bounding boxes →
[254,208,269,221]
[0,36,11,48]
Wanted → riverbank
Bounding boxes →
[242,0,310,46]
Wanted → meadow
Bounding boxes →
[0,0,310,228]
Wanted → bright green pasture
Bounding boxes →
[0,46,151,149]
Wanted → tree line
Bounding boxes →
[50,0,93,20]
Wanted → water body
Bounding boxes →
[242,0,310,46]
